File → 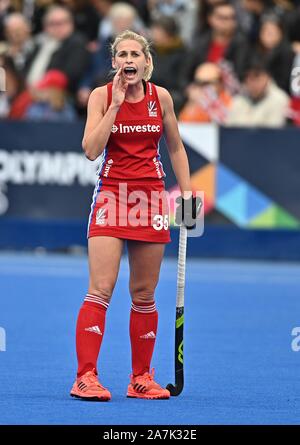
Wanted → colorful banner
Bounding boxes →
[0,121,299,231]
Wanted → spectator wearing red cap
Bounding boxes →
[25,69,77,121]
[36,68,69,89]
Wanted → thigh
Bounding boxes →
[127,241,165,298]
[88,236,124,299]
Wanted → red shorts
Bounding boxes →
[87,177,171,243]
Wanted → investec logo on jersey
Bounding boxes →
[111,123,161,134]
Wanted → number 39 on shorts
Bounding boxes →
[152,214,169,231]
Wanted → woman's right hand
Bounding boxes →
[111,67,128,109]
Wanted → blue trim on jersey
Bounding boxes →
[156,141,166,178]
[87,148,107,237]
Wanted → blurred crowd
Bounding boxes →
[1,0,300,127]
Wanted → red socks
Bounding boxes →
[130,301,158,376]
[76,294,109,377]
[76,296,158,378]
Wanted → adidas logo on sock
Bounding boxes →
[140,331,156,339]
[85,325,102,336]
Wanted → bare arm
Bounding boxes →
[157,87,192,195]
[82,68,128,160]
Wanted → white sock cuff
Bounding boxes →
[131,301,156,314]
[84,293,109,310]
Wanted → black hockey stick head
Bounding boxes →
[166,382,183,396]
[166,369,184,396]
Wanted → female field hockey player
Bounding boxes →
[70,30,200,401]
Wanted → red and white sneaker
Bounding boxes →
[70,368,111,401]
[127,369,170,400]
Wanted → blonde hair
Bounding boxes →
[111,30,153,81]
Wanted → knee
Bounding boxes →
[130,285,155,304]
[88,281,114,303]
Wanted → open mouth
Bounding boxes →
[123,67,137,78]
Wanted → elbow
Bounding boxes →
[85,151,98,161]
[82,139,98,161]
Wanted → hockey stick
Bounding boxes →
[166,224,187,396]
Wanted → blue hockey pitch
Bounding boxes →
[0,253,299,425]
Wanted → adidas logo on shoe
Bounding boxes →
[140,331,156,339]
[85,325,102,336]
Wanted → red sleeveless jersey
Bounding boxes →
[98,81,165,180]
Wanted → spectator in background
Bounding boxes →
[241,0,275,43]
[287,38,300,126]
[272,0,295,26]
[0,0,15,41]
[149,15,186,113]
[128,0,150,24]
[89,0,114,44]
[287,5,300,58]
[24,0,56,35]
[24,5,89,92]
[77,2,142,109]
[288,2,300,118]
[196,0,224,36]
[57,0,101,43]
[0,12,33,71]
[253,14,294,93]
[184,1,250,85]
[226,58,289,127]
[147,0,198,45]
[195,0,257,43]
[179,62,232,123]
[25,68,76,121]
[97,1,144,42]
[0,54,31,118]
